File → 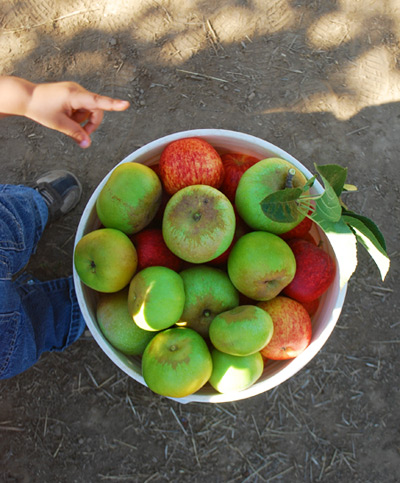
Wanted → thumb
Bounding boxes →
[53,114,91,148]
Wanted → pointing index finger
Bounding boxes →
[73,91,130,112]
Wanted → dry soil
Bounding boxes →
[1,1,400,482]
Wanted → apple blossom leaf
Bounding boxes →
[342,210,387,251]
[342,214,390,281]
[312,216,358,288]
[303,175,317,192]
[311,172,342,223]
[260,187,303,222]
[315,164,348,197]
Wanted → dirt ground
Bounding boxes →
[1,0,400,481]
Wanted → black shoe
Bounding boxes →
[34,170,82,222]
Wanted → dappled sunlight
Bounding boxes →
[1,0,400,122]
[211,0,295,44]
[306,10,359,50]
[260,44,400,121]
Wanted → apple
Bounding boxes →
[300,297,320,317]
[96,288,155,355]
[209,305,274,356]
[209,349,264,393]
[132,228,182,272]
[96,162,162,235]
[159,137,225,195]
[74,228,137,293]
[279,215,313,241]
[219,152,262,202]
[162,184,236,264]
[142,327,213,398]
[207,209,250,267]
[227,231,296,301]
[235,157,309,234]
[258,296,312,360]
[128,266,185,331]
[282,238,336,303]
[177,265,239,338]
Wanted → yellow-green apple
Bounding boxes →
[159,137,225,195]
[258,296,312,360]
[177,265,239,338]
[96,162,162,235]
[142,327,213,398]
[128,266,185,331]
[235,157,309,234]
[227,231,296,301]
[162,184,236,264]
[96,288,155,355]
[219,152,262,202]
[74,228,137,292]
[209,305,274,356]
[131,228,182,272]
[282,238,336,303]
[209,349,264,393]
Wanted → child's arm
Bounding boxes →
[0,76,130,148]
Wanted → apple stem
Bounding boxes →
[193,212,202,222]
[90,260,96,273]
[285,168,296,188]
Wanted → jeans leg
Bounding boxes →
[0,184,86,380]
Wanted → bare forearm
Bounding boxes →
[0,76,36,117]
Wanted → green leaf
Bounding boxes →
[342,214,390,281]
[303,175,317,192]
[342,210,387,251]
[315,164,348,197]
[260,187,303,222]
[312,172,342,223]
[310,215,358,288]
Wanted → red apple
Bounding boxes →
[220,152,261,202]
[301,232,318,246]
[258,296,312,360]
[300,297,320,317]
[131,228,182,272]
[279,215,313,240]
[283,238,336,303]
[159,137,225,195]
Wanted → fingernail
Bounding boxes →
[79,139,90,148]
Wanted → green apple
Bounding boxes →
[128,266,185,331]
[142,327,213,398]
[209,349,264,394]
[235,157,308,234]
[96,288,155,355]
[96,162,162,235]
[209,305,274,356]
[162,184,236,263]
[74,228,137,293]
[177,265,239,338]
[227,231,296,301]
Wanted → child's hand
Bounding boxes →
[25,81,130,148]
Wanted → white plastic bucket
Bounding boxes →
[73,129,347,404]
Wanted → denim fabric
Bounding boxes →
[0,184,86,379]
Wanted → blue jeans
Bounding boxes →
[0,184,86,379]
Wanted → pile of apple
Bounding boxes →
[74,137,336,398]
